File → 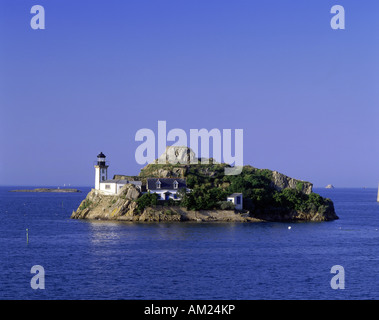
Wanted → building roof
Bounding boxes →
[228,193,243,197]
[100,179,142,185]
[147,178,186,190]
[97,152,106,158]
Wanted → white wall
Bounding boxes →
[98,181,142,195]
[99,182,117,194]
[95,167,100,190]
[95,166,108,190]
[227,195,243,210]
[149,189,181,200]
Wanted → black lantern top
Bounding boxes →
[97,152,106,166]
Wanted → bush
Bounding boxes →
[180,185,228,211]
[79,199,92,210]
[218,201,235,210]
[136,193,159,212]
[296,182,304,192]
[166,162,332,215]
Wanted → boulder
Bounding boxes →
[156,146,196,164]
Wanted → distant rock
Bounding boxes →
[10,188,81,193]
[325,184,335,189]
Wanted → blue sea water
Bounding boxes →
[0,186,378,300]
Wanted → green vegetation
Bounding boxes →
[218,201,235,210]
[135,163,333,218]
[136,192,159,212]
[182,164,331,216]
[79,199,92,210]
[296,181,304,192]
[163,209,179,216]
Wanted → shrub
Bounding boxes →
[79,199,92,210]
[218,201,235,210]
[296,182,304,192]
[139,162,331,215]
[136,193,159,211]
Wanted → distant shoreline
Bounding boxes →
[9,188,81,193]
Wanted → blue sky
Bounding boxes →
[0,0,378,187]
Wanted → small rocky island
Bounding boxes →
[71,148,338,223]
[11,188,81,193]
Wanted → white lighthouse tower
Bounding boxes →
[94,152,109,190]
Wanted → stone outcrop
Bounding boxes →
[325,184,335,189]
[71,184,140,220]
[138,161,227,179]
[138,164,188,179]
[112,175,140,181]
[156,146,196,165]
[129,207,261,223]
[271,171,312,195]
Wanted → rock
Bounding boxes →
[253,199,338,222]
[71,148,337,222]
[139,164,188,179]
[124,185,140,200]
[156,146,196,164]
[71,187,262,223]
[10,188,81,193]
[271,171,313,195]
[71,184,141,220]
[112,175,140,181]
[325,184,335,189]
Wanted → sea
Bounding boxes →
[0,186,378,300]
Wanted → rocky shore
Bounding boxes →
[71,185,260,222]
[71,147,338,223]
[71,184,338,223]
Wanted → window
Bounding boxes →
[173,181,179,189]
[156,180,161,189]
[102,176,105,181]
[105,184,111,190]
[236,196,241,205]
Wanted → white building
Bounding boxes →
[146,178,187,201]
[99,179,142,195]
[94,152,142,195]
[94,152,109,190]
[227,193,243,210]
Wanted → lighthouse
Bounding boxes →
[94,152,109,190]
